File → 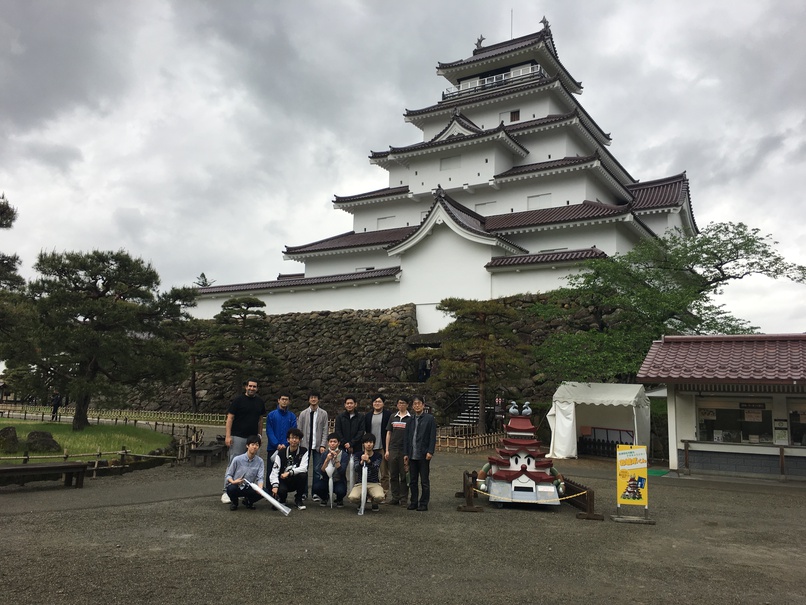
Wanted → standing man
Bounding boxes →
[385,396,411,506]
[364,394,392,501]
[222,379,266,503]
[50,390,62,422]
[297,390,328,501]
[404,395,436,512]
[334,395,364,456]
[225,379,266,462]
[265,392,297,463]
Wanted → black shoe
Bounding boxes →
[229,502,239,511]
[336,501,344,508]
[417,504,428,512]
[371,503,379,512]
[243,500,256,510]
[388,499,400,505]
[295,501,306,510]
[407,503,418,510]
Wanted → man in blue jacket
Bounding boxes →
[265,392,297,463]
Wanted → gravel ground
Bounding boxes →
[1,452,804,605]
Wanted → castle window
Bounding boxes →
[511,110,520,122]
[377,215,395,229]
[527,193,552,210]
[440,155,461,171]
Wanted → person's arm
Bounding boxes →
[317,413,328,453]
[292,449,309,475]
[255,458,265,489]
[225,413,234,447]
[269,455,280,491]
[426,416,437,460]
[384,427,392,461]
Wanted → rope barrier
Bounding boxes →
[471,486,587,504]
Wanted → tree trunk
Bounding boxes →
[72,392,91,431]
[189,362,199,413]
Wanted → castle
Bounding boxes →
[195,19,696,333]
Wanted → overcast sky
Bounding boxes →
[1,0,804,333]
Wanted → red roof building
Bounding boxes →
[638,334,806,479]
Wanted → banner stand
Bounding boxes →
[610,445,656,525]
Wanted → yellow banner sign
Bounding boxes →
[617,445,648,506]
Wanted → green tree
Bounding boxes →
[534,222,806,383]
[416,298,528,434]
[0,192,24,291]
[192,296,281,394]
[2,250,195,430]
[168,315,209,413]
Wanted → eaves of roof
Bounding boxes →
[637,334,806,385]
[370,122,528,161]
[284,226,416,256]
[404,76,559,119]
[333,185,410,205]
[435,27,580,91]
[493,153,633,200]
[485,199,632,232]
[486,247,608,269]
[388,190,527,255]
[628,173,688,210]
[196,267,402,296]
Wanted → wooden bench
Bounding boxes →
[0,461,88,488]
[190,444,227,467]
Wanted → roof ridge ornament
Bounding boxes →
[434,184,446,200]
[540,16,550,31]
[475,35,485,50]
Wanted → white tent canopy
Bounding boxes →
[547,382,651,459]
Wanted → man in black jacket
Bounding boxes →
[404,395,436,512]
[334,395,364,457]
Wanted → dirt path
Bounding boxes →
[1,453,803,604]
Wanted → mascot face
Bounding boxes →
[510,452,535,471]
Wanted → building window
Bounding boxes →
[697,400,773,443]
[527,192,552,210]
[511,110,520,122]
[377,215,395,229]
[440,155,461,171]
[474,201,497,213]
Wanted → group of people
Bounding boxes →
[222,380,437,514]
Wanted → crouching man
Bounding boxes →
[224,435,265,511]
[347,433,385,512]
[269,428,309,510]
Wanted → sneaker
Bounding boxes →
[336,500,344,508]
[229,502,239,511]
[243,500,256,510]
[221,492,231,504]
[319,499,329,507]
[371,503,379,512]
[295,502,306,510]
[417,504,428,512]
[311,494,321,502]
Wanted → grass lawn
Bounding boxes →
[0,420,173,464]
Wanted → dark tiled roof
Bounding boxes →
[486,248,608,268]
[637,334,806,385]
[371,121,527,160]
[485,200,631,231]
[284,226,417,255]
[627,173,688,210]
[404,76,559,118]
[333,186,410,204]
[387,189,527,254]
[494,154,596,178]
[197,267,402,295]
[438,31,552,70]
